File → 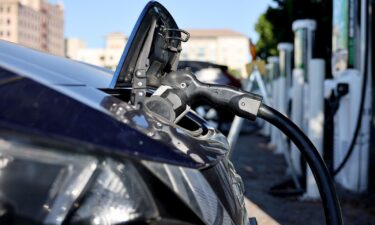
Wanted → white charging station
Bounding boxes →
[306,59,326,198]
[324,0,372,193]
[290,19,316,177]
[277,43,293,152]
[278,43,294,115]
[331,70,371,192]
[261,63,274,137]
[290,68,305,176]
[277,43,305,189]
[267,56,281,151]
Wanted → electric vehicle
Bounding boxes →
[0,1,342,225]
[0,2,249,225]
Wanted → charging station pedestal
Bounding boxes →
[277,43,293,152]
[306,59,326,198]
[267,56,281,151]
[290,19,316,177]
[277,43,304,189]
[326,0,372,193]
[278,43,293,116]
[290,68,305,176]
[333,70,370,191]
[261,63,274,137]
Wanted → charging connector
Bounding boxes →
[146,70,263,121]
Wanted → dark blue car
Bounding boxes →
[0,2,249,225]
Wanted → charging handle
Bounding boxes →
[153,70,263,121]
[143,70,343,225]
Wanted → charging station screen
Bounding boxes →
[294,29,307,81]
[279,51,286,78]
[332,0,355,74]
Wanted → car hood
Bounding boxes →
[0,40,113,88]
[0,41,229,169]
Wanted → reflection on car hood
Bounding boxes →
[0,40,113,88]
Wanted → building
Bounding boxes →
[64,37,85,61]
[66,29,249,75]
[0,0,64,56]
[65,32,127,70]
[181,29,250,77]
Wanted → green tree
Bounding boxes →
[254,0,332,71]
[255,14,278,58]
[228,68,242,78]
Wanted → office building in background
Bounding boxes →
[65,32,128,70]
[0,0,64,56]
[181,29,250,77]
[65,29,249,76]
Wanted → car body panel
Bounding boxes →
[0,45,230,169]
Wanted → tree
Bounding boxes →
[254,0,332,74]
[255,14,277,58]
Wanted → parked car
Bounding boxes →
[0,2,249,225]
[178,61,242,131]
[177,61,241,88]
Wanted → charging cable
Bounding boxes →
[144,70,343,225]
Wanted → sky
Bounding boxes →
[49,0,274,48]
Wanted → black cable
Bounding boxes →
[151,65,343,224]
[332,1,369,176]
[258,104,343,225]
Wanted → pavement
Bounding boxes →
[231,131,375,225]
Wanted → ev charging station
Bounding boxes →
[277,43,293,151]
[279,19,327,199]
[277,43,304,190]
[290,19,317,177]
[286,0,372,195]
[325,0,372,192]
[258,0,372,200]
[260,62,274,137]
[278,43,294,117]
[289,19,328,199]
[267,56,281,151]
[305,58,326,198]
